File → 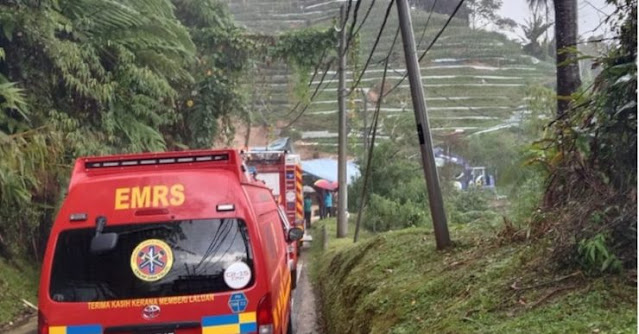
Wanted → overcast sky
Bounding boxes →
[496,0,616,41]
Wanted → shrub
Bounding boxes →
[578,233,623,275]
[363,195,431,232]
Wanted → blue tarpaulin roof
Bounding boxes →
[301,159,360,185]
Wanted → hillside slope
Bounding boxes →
[222,0,555,154]
[0,259,38,327]
[310,221,636,333]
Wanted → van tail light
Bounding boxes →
[38,311,48,334]
[256,293,273,334]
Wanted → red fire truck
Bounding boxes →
[243,150,305,289]
[243,150,304,228]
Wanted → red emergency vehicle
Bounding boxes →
[38,149,302,334]
[243,151,304,288]
[243,150,303,228]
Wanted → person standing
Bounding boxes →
[304,195,312,229]
[317,191,325,219]
[324,190,333,218]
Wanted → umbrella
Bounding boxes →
[303,185,315,193]
[314,179,338,191]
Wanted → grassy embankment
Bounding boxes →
[309,219,636,333]
[0,258,39,326]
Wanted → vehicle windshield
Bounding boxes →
[49,218,254,302]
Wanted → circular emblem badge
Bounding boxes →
[130,239,174,282]
[286,191,296,203]
[223,262,252,290]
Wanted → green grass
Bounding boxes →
[0,258,39,324]
[309,222,637,334]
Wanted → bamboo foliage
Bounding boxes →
[0,0,242,257]
[0,0,336,258]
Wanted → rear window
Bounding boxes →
[49,218,254,302]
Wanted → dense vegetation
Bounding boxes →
[0,0,248,260]
[0,0,337,264]
[319,1,636,331]
[317,5,636,330]
[311,220,636,334]
[349,0,636,275]
[529,0,637,272]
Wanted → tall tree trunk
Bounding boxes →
[554,0,581,115]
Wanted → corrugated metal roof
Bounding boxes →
[301,159,360,185]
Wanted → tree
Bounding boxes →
[411,0,471,19]
[465,0,503,30]
[520,10,554,59]
[528,0,582,115]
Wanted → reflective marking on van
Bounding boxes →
[202,312,257,334]
[49,325,101,334]
[273,266,291,330]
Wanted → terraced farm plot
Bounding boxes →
[222,0,555,153]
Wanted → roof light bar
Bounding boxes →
[85,154,229,169]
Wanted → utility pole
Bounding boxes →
[336,3,348,238]
[396,0,451,249]
[359,88,369,151]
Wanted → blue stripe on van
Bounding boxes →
[66,325,102,334]
[202,314,239,327]
[239,323,257,333]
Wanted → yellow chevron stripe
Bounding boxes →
[202,324,240,334]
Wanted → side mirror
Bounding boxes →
[287,227,304,242]
[90,232,118,253]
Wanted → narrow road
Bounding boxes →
[5,317,35,334]
[292,252,321,334]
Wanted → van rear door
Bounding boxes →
[43,218,262,333]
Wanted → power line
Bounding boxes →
[383,0,466,98]
[349,0,439,96]
[284,0,381,127]
[346,0,396,96]
[354,25,400,243]
[283,66,338,129]
[416,0,439,48]
[286,48,329,117]
[345,0,378,55]
[342,0,363,56]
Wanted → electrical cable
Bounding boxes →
[285,48,329,117]
[282,66,338,129]
[353,25,400,243]
[383,0,466,98]
[344,0,378,55]
[346,0,396,96]
[283,0,395,128]
[415,0,439,49]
